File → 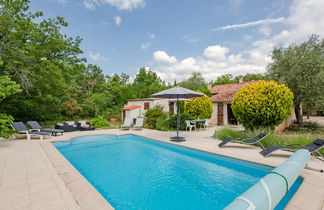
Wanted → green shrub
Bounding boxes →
[184,94,213,119]
[215,128,242,140]
[144,105,168,129]
[0,113,16,139]
[89,116,109,128]
[169,113,194,130]
[286,122,324,133]
[156,119,171,131]
[232,80,293,130]
[215,127,324,156]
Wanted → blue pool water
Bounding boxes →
[54,135,302,209]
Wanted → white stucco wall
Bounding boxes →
[122,99,177,120]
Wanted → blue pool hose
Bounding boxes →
[224,149,311,210]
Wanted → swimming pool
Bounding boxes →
[53,134,302,209]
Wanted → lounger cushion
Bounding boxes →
[314,139,324,146]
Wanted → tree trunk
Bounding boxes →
[294,103,303,124]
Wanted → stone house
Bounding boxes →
[121,98,177,122]
[209,81,295,131]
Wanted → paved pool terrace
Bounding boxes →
[0,128,323,210]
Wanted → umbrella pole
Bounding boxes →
[176,94,179,138]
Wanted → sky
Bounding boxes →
[29,0,324,82]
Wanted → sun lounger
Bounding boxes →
[27,121,64,136]
[218,132,268,149]
[77,121,95,131]
[260,138,324,160]
[120,118,132,130]
[11,122,51,140]
[55,121,78,132]
[133,118,144,130]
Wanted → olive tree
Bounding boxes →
[267,34,324,124]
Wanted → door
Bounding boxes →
[169,102,174,115]
[217,103,224,125]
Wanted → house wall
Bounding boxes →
[210,102,229,125]
[123,99,176,120]
[276,108,296,131]
[210,103,218,125]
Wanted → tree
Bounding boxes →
[237,73,265,82]
[211,74,237,86]
[132,68,166,98]
[0,75,21,102]
[267,34,324,124]
[232,81,293,130]
[179,72,208,93]
[0,0,85,121]
[0,75,22,138]
[184,95,213,119]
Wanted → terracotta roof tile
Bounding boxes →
[209,81,258,102]
[121,105,141,110]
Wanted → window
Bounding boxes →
[144,102,150,110]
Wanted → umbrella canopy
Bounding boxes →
[151,86,204,142]
[151,86,204,99]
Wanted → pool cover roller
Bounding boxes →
[224,149,310,210]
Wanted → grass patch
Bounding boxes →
[215,127,324,156]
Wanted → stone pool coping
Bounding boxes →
[44,128,324,210]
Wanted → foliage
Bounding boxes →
[61,98,82,119]
[267,34,324,124]
[286,122,324,134]
[0,113,17,138]
[211,74,237,86]
[0,75,22,103]
[89,116,109,128]
[169,113,194,130]
[179,72,208,93]
[132,68,167,98]
[232,81,293,130]
[0,75,21,138]
[144,105,168,129]
[215,128,242,140]
[184,94,213,119]
[211,73,265,86]
[215,127,324,156]
[156,119,171,131]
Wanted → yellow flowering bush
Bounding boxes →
[232,81,293,130]
[184,94,213,119]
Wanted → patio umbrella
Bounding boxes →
[151,86,204,142]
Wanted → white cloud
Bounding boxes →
[149,0,324,83]
[203,45,229,60]
[148,32,155,39]
[258,25,272,37]
[88,52,107,61]
[213,17,285,31]
[153,51,177,64]
[83,0,145,11]
[140,42,151,49]
[151,46,262,82]
[114,16,122,26]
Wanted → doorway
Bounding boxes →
[217,103,224,125]
[227,104,238,125]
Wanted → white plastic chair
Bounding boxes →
[185,120,196,132]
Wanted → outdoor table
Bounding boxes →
[191,120,206,129]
